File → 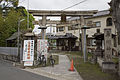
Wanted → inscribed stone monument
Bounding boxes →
[104,28,112,62]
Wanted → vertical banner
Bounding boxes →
[104,28,112,62]
[23,40,34,66]
[37,39,48,59]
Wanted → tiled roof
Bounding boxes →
[48,33,77,39]
[67,10,110,20]
[93,10,110,17]
[6,32,22,41]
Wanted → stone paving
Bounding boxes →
[24,54,83,80]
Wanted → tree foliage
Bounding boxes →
[0,1,35,47]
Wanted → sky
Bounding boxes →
[19,0,111,34]
[19,0,111,10]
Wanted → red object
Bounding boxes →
[69,59,75,71]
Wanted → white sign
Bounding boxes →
[37,39,48,59]
[23,40,34,62]
[24,61,33,66]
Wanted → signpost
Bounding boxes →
[23,40,34,66]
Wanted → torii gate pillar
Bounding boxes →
[40,15,47,39]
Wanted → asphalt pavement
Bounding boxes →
[0,60,55,80]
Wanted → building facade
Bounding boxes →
[55,10,118,55]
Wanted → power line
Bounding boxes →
[62,0,88,11]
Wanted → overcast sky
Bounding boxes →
[19,0,111,11]
[19,0,111,33]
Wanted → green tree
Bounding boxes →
[0,1,35,47]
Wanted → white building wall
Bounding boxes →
[86,16,116,37]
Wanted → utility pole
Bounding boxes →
[17,19,20,62]
[27,0,29,28]
[17,19,25,62]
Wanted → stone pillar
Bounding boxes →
[41,15,47,39]
[81,16,85,55]
[78,18,81,51]
[104,28,112,62]
[118,45,120,76]
[81,16,88,62]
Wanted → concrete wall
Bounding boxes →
[0,47,18,56]
[0,47,19,62]
[0,47,23,61]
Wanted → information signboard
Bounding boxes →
[37,39,48,59]
[23,40,34,66]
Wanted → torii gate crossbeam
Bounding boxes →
[29,10,98,39]
[29,10,98,16]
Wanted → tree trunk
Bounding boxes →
[110,0,120,76]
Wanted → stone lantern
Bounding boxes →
[92,29,103,63]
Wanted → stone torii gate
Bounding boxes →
[28,10,98,39]
[29,10,98,62]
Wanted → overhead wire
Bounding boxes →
[62,0,88,11]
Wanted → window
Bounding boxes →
[56,28,59,32]
[59,27,64,31]
[95,21,101,27]
[106,18,112,26]
[113,37,117,47]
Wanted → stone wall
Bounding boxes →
[0,54,18,62]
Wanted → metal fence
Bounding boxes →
[0,47,18,56]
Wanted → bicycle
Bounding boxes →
[41,55,46,67]
[36,51,46,67]
[49,55,55,67]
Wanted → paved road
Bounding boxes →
[25,54,83,80]
[0,60,55,80]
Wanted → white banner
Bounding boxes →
[37,39,48,59]
[23,40,34,62]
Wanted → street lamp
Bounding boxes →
[17,19,25,62]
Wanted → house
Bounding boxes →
[85,10,118,55]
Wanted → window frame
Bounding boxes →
[106,18,113,26]
[94,21,101,27]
